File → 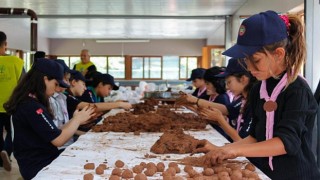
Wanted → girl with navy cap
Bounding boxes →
[186,68,210,100]
[178,59,256,142]
[204,11,320,179]
[3,59,96,179]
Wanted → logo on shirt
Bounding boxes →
[36,108,54,129]
[36,108,43,114]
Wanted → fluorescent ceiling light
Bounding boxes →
[96,39,150,43]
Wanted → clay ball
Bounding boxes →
[140,162,147,168]
[95,166,104,175]
[112,168,122,176]
[144,168,156,176]
[156,162,165,172]
[184,165,193,173]
[84,163,95,170]
[134,173,148,180]
[98,163,107,170]
[83,173,94,180]
[230,169,242,179]
[203,168,214,176]
[133,165,144,174]
[115,160,125,168]
[168,162,178,167]
[245,163,256,172]
[121,169,133,179]
[167,167,176,176]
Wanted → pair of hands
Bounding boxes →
[118,101,132,110]
[194,140,239,166]
[73,105,97,125]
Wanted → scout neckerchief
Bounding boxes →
[197,87,206,97]
[260,73,287,171]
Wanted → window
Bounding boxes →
[91,56,107,73]
[57,56,125,79]
[107,57,125,79]
[179,56,197,79]
[162,56,179,80]
[132,56,162,79]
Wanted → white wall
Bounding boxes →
[206,23,225,46]
[0,18,50,53]
[49,39,205,56]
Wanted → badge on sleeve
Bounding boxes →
[36,108,54,129]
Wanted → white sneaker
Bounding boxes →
[0,151,11,171]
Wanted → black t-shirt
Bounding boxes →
[12,97,62,180]
[64,92,82,119]
[192,88,210,100]
[249,76,320,180]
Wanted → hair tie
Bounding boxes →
[279,14,290,33]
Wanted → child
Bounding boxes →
[65,71,131,131]
[203,11,320,179]
[3,59,95,179]
[186,68,210,100]
[180,59,256,142]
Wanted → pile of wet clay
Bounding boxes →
[132,99,158,115]
[92,109,207,132]
[151,129,202,154]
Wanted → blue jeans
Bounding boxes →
[0,113,12,166]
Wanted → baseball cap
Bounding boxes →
[70,70,86,82]
[55,59,76,74]
[223,10,287,58]
[93,73,119,90]
[33,58,70,88]
[215,58,247,78]
[186,68,206,81]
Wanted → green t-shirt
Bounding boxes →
[0,56,24,112]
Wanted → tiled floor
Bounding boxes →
[0,155,22,180]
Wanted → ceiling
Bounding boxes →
[0,0,248,39]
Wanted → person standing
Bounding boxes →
[73,49,96,76]
[0,31,24,171]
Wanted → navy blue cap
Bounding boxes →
[94,73,119,90]
[186,68,206,81]
[70,70,86,82]
[55,59,76,74]
[33,58,70,88]
[223,10,287,58]
[215,58,247,78]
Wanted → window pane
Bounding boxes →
[163,56,179,80]
[108,57,125,78]
[188,57,198,78]
[70,57,80,70]
[91,56,107,73]
[144,57,150,78]
[132,57,143,78]
[180,57,187,79]
[150,57,161,78]
[57,56,70,67]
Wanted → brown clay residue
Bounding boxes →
[150,129,201,154]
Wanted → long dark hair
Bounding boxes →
[4,68,54,116]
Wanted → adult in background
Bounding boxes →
[73,49,97,76]
[0,31,24,171]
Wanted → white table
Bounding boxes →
[34,110,270,180]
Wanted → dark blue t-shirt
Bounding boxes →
[192,88,210,100]
[12,97,61,180]
[224,96,252,142]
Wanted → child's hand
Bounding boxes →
[204,146,239,165]
[192,139,219,154]
[198,107,223,123]
[73,105,96,125]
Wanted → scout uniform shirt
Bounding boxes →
[12,97,62,180]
